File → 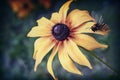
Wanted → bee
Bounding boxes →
[91,11,110,32]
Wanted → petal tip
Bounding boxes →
[102,44,108,49]
[77,70,83,75]
[89,66,93,69]
[80,72,83,76]
[34,62,38,72]
[27,33,30,37]
[34,67,37,72]
[27,32,35,37]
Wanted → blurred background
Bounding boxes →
[0,0,120,80]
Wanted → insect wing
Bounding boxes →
[98,16,103,24]
[91,11,103,24]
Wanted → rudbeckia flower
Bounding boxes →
[27,0,108,79]
[39,0,52,8]
[9,0,34,18]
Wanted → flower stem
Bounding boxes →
[85,49,120,76]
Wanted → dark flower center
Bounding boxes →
[52,23,70,41]
[22,3,29,9]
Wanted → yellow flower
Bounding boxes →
[27,0,108,79]
[9,0,34,18]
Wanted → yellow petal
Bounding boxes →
[59,0,73,23]
[73,22,109,35]
[67,39,92,69]
[72,34,108,50]
[33,37,55,60]
[37,17,54,29]
[34,38,56,71]
[67,9,95,29]
[50,12,62,24]
[58,41,82,75]
[47,43,60,80]
[33,37,50,59]
[27,26,51,37]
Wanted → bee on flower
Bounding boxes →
[90,11,110,33]
[27,0,109,79]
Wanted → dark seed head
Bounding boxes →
[52,24,70,41]
[22,3,29,9]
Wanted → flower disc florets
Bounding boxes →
[52,23,70,41]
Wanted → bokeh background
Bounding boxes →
[0,0,120,80]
